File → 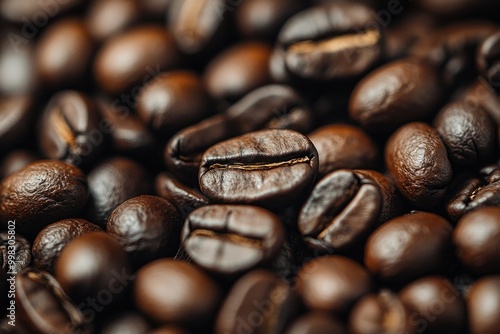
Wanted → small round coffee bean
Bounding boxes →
[182,205,285,276]
[467,275,500,334]
[32,218,101,273]
[296,255,372,315]
[365,212,453,284]
[134,259,222,328]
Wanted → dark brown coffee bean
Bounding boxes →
[0,232,31,274]
[235,0,305,41]
[204,42,272,103]
[446,164,500,221]
[0,160,88,237]
[85,157,153,226]
[32,218,101,273]
[298,169,400,252]
[182,205,285,276]
[453,207,500,275]
[308,124,378,178]
[100,311,152,334]
[155,172,209,218]
[55,231,131,305]
[296,255,372,315]
[385,122,453,208]
[226,84,314,135]
[107,195,182,268]
[16,268,92,334]
[399,276,465,334]
[477,31,500,92]
[199,129,318,209]
[349,290,416,334]
[168,0,229,55]
[137,70,212,135]
[467,275,500,334]
[434,100,496,167]
[350,59,443,134]
[215,270,299,334]
[285,312,347,334]
[134,259,222,327]
[96,97,156,157]
[0,150,37,180]
[94,25,180,95]
[277,2,383,80]
[86,0,143,42]
[0,96,35,153]
[410,22,498,86]
[35,18,93,89]
[365,212,453,284]
[39,91,106,166]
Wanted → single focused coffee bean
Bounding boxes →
[199,129,318,209]
[182,205,285,276]
[215,270,299,334]
[0,160,88,237]
[364,212,453,284]
[385,122,453,208]
[107,195,182,268]
[32,218,101,273]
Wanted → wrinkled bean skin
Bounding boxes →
[350,59,443,134]
[385,122,453,208]
[199,129,318,209]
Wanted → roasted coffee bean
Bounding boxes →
[38,91,106,166]
[350,59,443,134]
[296,255,372,315]
[277,2,383,80]
[0,232,31,274]
[308,124,378,178]
[134,259,222,327]
[107,195,182,268]
[182,205,285,276]
[55,231,131,305]
[99,311,151,334]
[467,275,500,334]
[385,122,453,208]
[32,218,101,273]
[136,70,212,135]
[85,157,153,226]
[199,129,318,209]
[434,100,496,167]
[0,96,34,152]
[0,150,37,180]
[0,160,88,237]
[298,169,400,252]
[453,207,500,275]
[235,0,305,40]
[349,290,416,334]
[0,0,82,23]
[410,22,498,86]
[155,172,209,218]
[446,164,500,221]
[86,0,143,42]
[168,0,230,55]
[16,268,92,334]
[204,42,272,103]
[226,84,314,134]
[399,276,465,334]
[365,212,453,284]
[477,31,500,92]
[165,114,237,184]
[215,270,299,334]
[285,312,347,334]
[35,18,93,89]
[96,97,156,157]
[94,25,180,95]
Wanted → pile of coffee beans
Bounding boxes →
[1,0,500,333]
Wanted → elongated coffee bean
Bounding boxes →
[199,129,318,209]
